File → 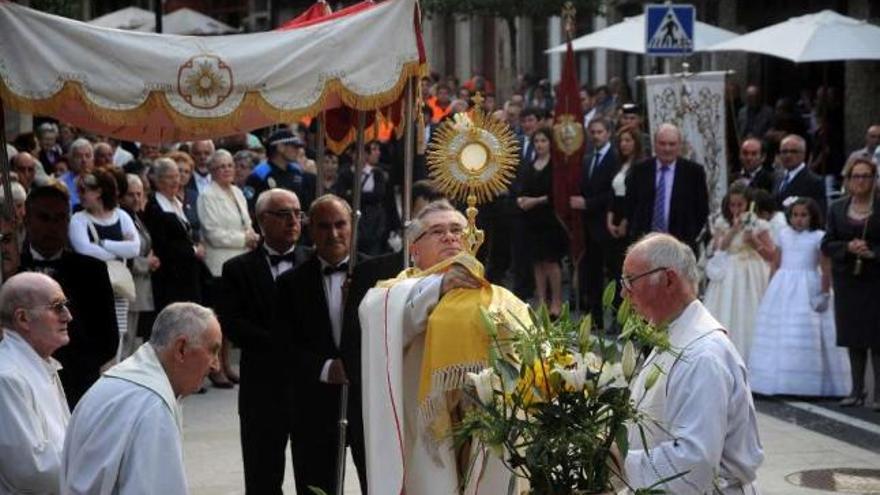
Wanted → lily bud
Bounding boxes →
[644,365,662,391]
[621,341,636,381]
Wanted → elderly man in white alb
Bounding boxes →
[361,200,530,495]
[620,233,763,494]
[62,302,221,494]
[0,273,72,494]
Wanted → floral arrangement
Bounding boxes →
[456,282,679,495]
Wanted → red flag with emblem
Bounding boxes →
[551,33,585,267]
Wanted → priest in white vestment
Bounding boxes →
[361,200,530,495]
[620,234,764,494]
[0,273,71,494]
[62,302,222,495]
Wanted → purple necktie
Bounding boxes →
[652,165,670,232]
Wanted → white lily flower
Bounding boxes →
[467,368,497,406]
[597,362,628,389]
[582,352,603,374]
[621,341,636,381]
[555,366,587,392]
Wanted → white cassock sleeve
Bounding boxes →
[0,375,62,494]
[624,350,732,493]
[115,400,187,495]
[402,274,442,346]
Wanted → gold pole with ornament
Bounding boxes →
[426,93,520,254]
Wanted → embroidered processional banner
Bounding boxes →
[644,71,727,215]
[0,0,424,149]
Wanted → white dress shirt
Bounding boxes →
[0,329,70,494]
[193,170,212,194]
[318,257,349,382]
[264,245,297,280]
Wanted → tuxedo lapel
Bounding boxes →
[306,257,336,350]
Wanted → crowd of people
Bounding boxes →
[0,70,876,494]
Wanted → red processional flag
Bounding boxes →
[551,34,586,267]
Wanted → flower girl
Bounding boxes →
[749,197,851,396]
[704,185,775,363]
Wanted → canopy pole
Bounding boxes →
[154,0,163,33]
[402,77,415,268]
[0,99,15,284]
[316,111,327,197]
[335,109,367,495]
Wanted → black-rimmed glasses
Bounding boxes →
[620,267,667,291]
[264,209,305,222]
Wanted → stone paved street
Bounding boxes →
[182,381,880,494]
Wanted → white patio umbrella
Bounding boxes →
[161,8,238,35]
[706,10,880,62]
[88,6,154,30]
[546,14,738,54]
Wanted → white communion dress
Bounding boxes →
[748,227,851,396]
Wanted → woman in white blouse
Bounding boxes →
[197,149,259,387]
[68,169,140,362]
[198,149,259,277]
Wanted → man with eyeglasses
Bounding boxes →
[18,186,118,407]
[360,199,530,495]
[774,134,826,212]
[0,273,72,494]
[215,188,310,494]
[620,233,763,494]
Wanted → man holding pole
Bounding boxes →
[275,194,367,494]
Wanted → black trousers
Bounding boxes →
[292,389,368,495]
[580,235,626,330]
[239,398,296,494]
[847,347,880,398]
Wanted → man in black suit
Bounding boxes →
[733,138,775,193]
[216,188,310,494]
[774,134,827,213]
[570,117,620,326]
[18,186,118,407]
[277,194,367,495]
[625,123,710,254]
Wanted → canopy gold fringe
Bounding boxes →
[0,61,425,149]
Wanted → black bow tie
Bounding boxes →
[267,251,297,267]
[322,263,348,276]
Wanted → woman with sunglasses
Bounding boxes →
[68,169,140,362]
[822,157,880,410]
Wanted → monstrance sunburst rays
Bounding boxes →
[426,94,520,254]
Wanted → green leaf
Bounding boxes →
[308,487,328,495]
[602,280,617,309]
[578,313,592,351]
[615,423,629,460]
[479,306,498,337]
[616,297,632,326]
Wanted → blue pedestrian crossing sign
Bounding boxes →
[645,4,695,56]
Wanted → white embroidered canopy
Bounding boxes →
[0,0,424,149]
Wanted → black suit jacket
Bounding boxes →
[625,157,710,250]
[579,147,620,242]
[142,194,202,309]
[19,248,118,407]
[276,253,368,423]
[742,166,775,193]
[216,245,311,413]
[774,166,827,213]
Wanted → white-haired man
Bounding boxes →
[62,302,221,494]
[61,138,95,208]
[0,273,72,494]
[625,123,709,255]
[621,233,763,494]
[360,200,530,495]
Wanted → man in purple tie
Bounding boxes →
[625,123,709,254]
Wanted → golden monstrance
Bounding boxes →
[426,94,519,254]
